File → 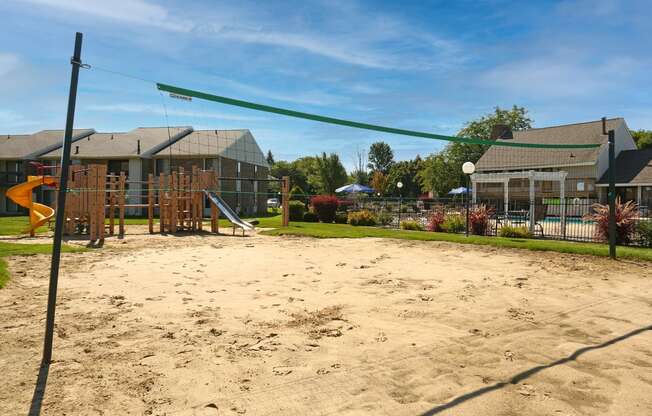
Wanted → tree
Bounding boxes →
[632,129,652,150]
[350,147,369,185]
[266,150,275,165]
[370,171,390,196]
[417,153,458,197]
[311,152,347,195]
[386,156,423,198]
[367,141,394,174]
[419,105,533,196]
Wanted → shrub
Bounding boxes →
[583,197,638,245]
[499,225,533,239]
[311,195,339,223]
[348,210,377,226]
[377,212,394,226]
[427,210,445,232]
[400,220,424,231]
[442,214,465,233]
[469,204,495,236]
[334,212,348,224]
[636,220,652,247]
[302,211,319,222]
[288,200,305,221]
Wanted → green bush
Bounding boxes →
[348,210,377,226]
[442,215,465,233]
[288,200,306,221]
[334,212,348,224]
[302,211,319,222]
[400,220,424,231]
[636,220,652,247]
[499,225,533,239]
[377,212,393,226]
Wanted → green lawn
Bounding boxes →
[0,215,283,236]
[0,241,85,288]
[263,222,652,262]
[0,216,49,235]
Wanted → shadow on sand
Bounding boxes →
[419,323,652,415]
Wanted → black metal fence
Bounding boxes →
[337,195,652,247]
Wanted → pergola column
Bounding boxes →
[504,179,509,215]
[471,179,477,204]
[637,185,642,205]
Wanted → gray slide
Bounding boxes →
[204,190,255,232]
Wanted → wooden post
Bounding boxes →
[159,172,165,233]
[282,176,289,227]
[119,171,126,236]
[108,176,115,235]
[171,171,178,233]
[89,167,97,241]
[148,173,154,234]
[98,164,106,241]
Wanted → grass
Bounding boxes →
[0,216,48,235]
[0,214,284,236]
[262,222,652,262]
[0,241,85,288]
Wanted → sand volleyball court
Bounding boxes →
[1,230,651,415]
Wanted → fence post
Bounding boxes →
[608,129,617,259]
[282,176,289,227]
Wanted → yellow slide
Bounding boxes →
[7,176,57,235]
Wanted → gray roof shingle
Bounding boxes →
[476,118,624,171]
[597,148,652,185]
[41,127,191,159]
[154,129,269,168]
[0,129,94,160]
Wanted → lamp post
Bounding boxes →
[462,162,475,237]
[397,181,403,228]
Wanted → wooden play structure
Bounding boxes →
[56,164,289,241]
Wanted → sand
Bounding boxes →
[1,229,651,415]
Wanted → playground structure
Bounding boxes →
[7,163,289,240]
[6,175,58,236]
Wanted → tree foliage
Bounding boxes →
[368,141,394,174]
[370,171,390,196]
[349,147,370,185]
[632,129,652,150]
[311,152,347,195]
[266,150,275,166]
[419,105,533,196]
[386,156,423,197]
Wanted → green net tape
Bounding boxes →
[157,83,599,150]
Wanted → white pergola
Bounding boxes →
[470,170,568,235]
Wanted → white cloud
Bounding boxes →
[86,103,266,122]
[0,53,19,77]
[210,76,343,107]
[21,0,191,31]
[479,56,637,99]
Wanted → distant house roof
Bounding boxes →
[0,129,94,160]
[597,148,652,185]
[476,118,624,171]
[153,129,269,168]
[41,127,192,159]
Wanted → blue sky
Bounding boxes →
[1,0,650,168]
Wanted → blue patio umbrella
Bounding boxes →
[335,183,375,194]
[448,186,471,195]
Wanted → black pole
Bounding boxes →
[465,176,470,237]
[607,129,617,259]
[398,193,402,228]
[42,32,83,365]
